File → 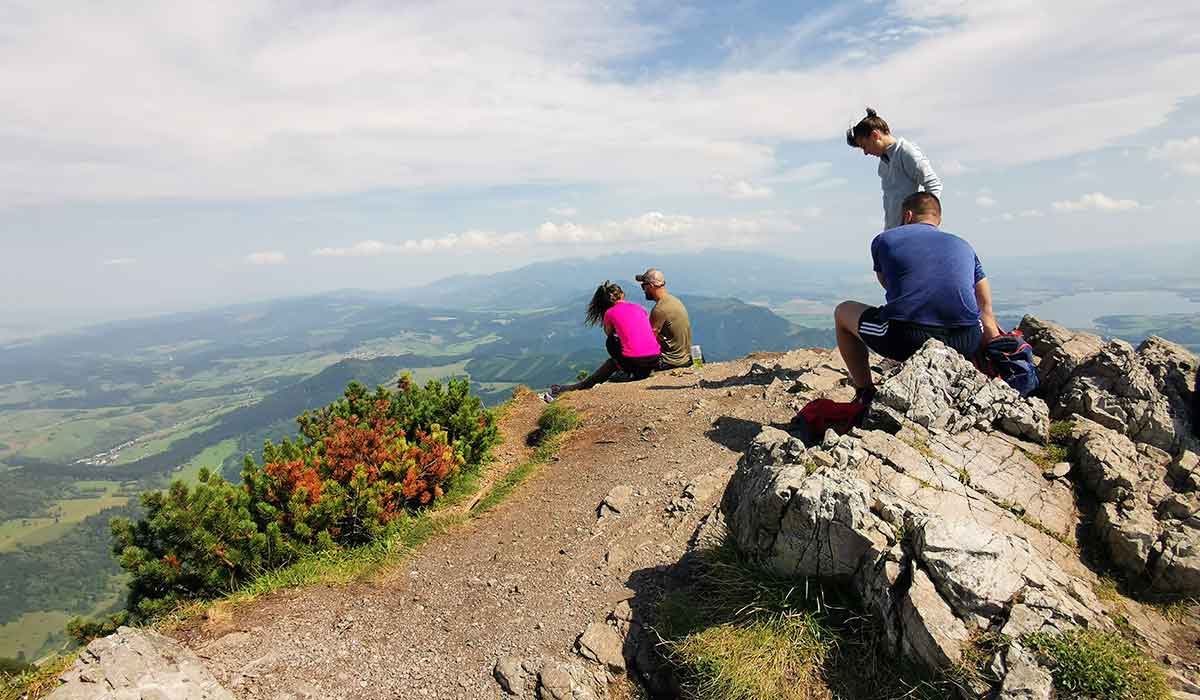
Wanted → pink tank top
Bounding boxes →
[603,302,661,358]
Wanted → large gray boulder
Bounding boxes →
[49,627,233,700]
[721,428,892,580]
[864,340,1049,444]
[721,424,1105,698]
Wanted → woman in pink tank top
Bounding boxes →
[550,281,662,396]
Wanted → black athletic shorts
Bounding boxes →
[857,306,982,362]
[606,334,660,379]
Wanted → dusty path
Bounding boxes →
[172,351,839,700]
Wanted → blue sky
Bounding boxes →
[2,0,1199,333]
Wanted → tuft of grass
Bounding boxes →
[1,654,73,700]
[669,616,829,700]
[1049,419,1076,444]
[1147,597,1195,624]
[955,466,971,485]
[536,402,581,438]
[474,403,579,514]
[1023,629,1170,700]
[1026,443,1069,469]
[656,539,950,700]
[1093,576,1122,604]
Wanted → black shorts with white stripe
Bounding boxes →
[857,306,982,362]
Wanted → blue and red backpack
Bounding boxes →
[977,329,1040,397]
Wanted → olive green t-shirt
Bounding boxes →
[650,292,692,367]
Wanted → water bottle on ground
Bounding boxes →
[691,344,703,367]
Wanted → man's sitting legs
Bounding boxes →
[835,300,876,395]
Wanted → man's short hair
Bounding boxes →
[901,191,942,220]
[845,107,890,147]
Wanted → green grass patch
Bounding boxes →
[536,402,581,437]
[657,538,949,700]
[0,653,73,700]
[1023,629,1170,700]
[1049,419,1076,444]
[472,403,580,515]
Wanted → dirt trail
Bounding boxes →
[172,351,837,700]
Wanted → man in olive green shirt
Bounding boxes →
[635,268,693,369]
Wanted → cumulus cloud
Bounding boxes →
[1148,136,1200,175]
[102,257,136,266]
[940,159,970,176]
[534,210,808,246]
[726,180,773,200]
[313,231,526,257]
[975,195,997,207]
[1,1,1197,204]
[1052,192,1140,212]
[245,251,286,265]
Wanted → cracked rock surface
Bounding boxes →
[722,339,1110,697]
[1021,316,1200,594]
[50,627,233,700]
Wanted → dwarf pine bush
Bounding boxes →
[109,377,498,620]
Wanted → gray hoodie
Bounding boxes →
[879,137,942,229]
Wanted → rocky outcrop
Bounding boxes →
[1020,316,1198,454]
[49,627,233,700]
[721,340,1108,697]
[1018,317,1200,594]
[863,339,1050,444]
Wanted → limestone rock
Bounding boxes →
[598,485,634,518]
[899,568,969,671]
[1045,332,1198,454]
[576,622,626,673]
[1096,502,1159,575]
[864,339,1049,443]
[495,656,528,696]
[1018,315,1104,405]
[721,434,890,580]
[995,643,1054,700]
[50,627,233,700]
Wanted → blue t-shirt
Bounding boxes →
[871,223,985,327]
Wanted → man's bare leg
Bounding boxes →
[835,301,874,389]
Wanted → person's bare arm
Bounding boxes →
[975,277,1001,342]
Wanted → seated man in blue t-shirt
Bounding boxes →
[834,192,1000,403]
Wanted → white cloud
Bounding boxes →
[102,257,136,266]
[245,250,286,265]
[1051,192,1140,212]
[313,230,526,257]
[975,195,997,207]
[1,1,1198,204]
[764,162,833,184]
[940,159,969,176]
[726,180,773,200]
[549,205,578,217]
[534,210,811,247]
[995,209,1044,222]
[1148,136,1200,175]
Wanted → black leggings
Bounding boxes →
[606,335,660,379]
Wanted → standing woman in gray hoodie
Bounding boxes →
[847,108,943,230]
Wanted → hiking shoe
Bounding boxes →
[539,391,555,403]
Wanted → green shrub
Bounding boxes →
[1024,629,1170,700]
[106,378,499,622]
[66,611,129,645]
